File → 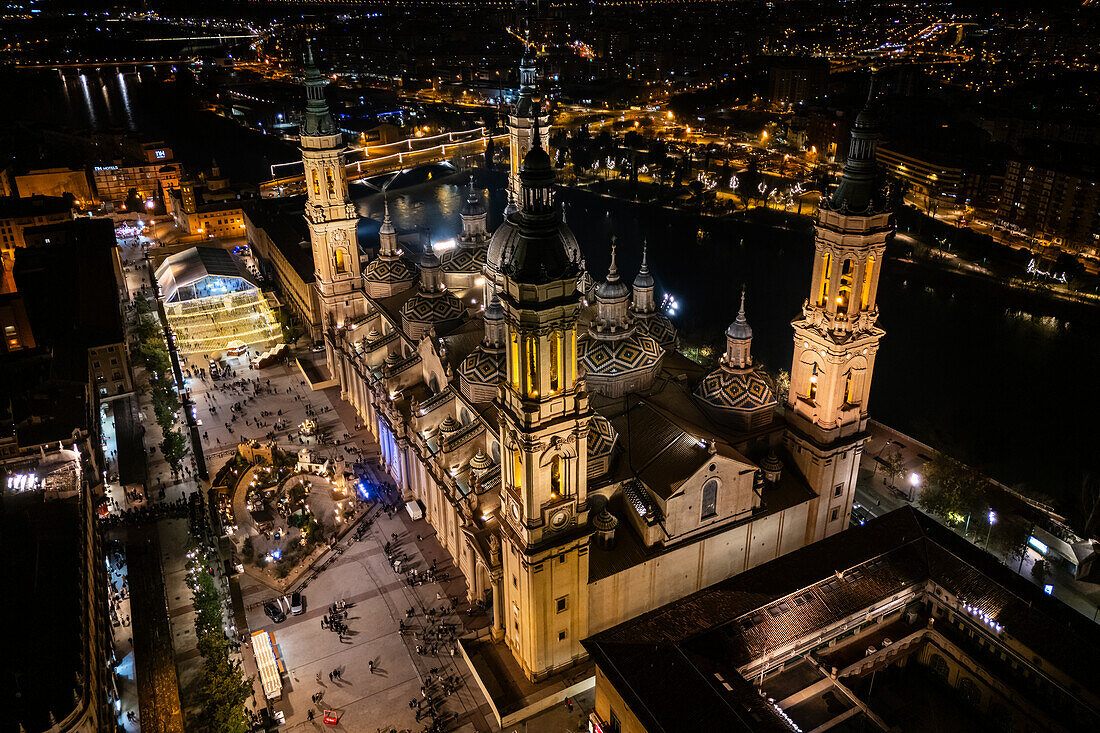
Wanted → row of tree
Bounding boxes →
[134,293,190,476]
[186,543,253,732]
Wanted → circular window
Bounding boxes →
[511,502,520,521]
[709,464,717,472]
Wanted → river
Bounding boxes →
[10,69,1099,508]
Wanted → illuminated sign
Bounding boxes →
[94,166,119,172]
[1028,536,1049,554]
[155,150,167,159]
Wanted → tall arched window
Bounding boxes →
[525,336,538,397]
[957,677,980,707]
[326,168,336,197]
[837,259,853,314]
[512,447,523,491]
[929,654,949,681]
[701,479,718,520]
[861,254,876,310]
[333,249,346,274]
[510,333,521,389]
[550,455,562,497]
[550,331,561,393]
[808,362,819,402]
[844,371,853,404]
[312,169,320,196]
[818,252,833,306]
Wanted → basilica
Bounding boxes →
[297,45,889,690]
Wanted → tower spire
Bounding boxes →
[828,69,884,213]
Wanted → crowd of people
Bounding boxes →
[165,290,278,358]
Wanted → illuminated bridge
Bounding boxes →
[260,128,508,197]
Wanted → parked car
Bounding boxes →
[290,591,304,616]
[264,600,286,624]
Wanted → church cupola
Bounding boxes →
[483,293,506,347]
[460,175,488,243]
[593,241,632,336]
[419,242,445,293]
[379,197,398,255]
[723,287,753,371]
[631,240,656,315]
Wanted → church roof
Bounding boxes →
[458,346,505,390]
[399,290,465,326]
[486,215,579,276]
[633,312,679,351]
[587,413,618,460]
[694,368,776,412]
[365,255,417,286]
[440,245,487,275]
[579,331,663,379]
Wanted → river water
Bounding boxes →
[11,69,1099,507]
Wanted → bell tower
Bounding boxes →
[495,129,591,682]
[786,75,890,540]
[506,43,551,207]
[299,44,366,363]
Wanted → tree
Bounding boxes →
[990,516,1030,568]
[162,430,190,475]
[882,448,905,490]
[240,536,254,563]
[1030,558,1048,585]
[918,454,988,528]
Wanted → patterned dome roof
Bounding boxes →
[440,246,487,275]
[587,413,618,459]
[365,256,417,286]
[487,216,579,276]
[400,290,465,325]
[579,332,663,378]
[459,346,505,387]
[694,368,776,412]
[634,314,679,351]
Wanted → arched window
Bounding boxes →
[837,259,853,314]
[326,168,336,197]
[807,362,819,402]
[312,169,320,196]
[550,455,562,498]
[333,249,346,274]
[550,331,561,393]
[818,252,832,306]
[861,254,876,310]
[929,653,949,681]
[844,371,853,404]
[957,677,980,707]
[512,447,523,491]
[525,336,538,397]
[701,479,718,520]
[510,333,520,389]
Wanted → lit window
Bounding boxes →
[818,252,832,306]
[333,249,346,274]
[526,336,538,397]
[510,332,520,388]
[861,255,875,310]
[837,259,853,314]
[701,478,718,520]
[808,363,819,402]
[312,169,320,196]
[549,330,561,393]
[550,456,562,498]
[512,447,523,492]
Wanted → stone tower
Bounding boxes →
[299,44,366,368]
[786,75,890,540]
[496,133,591,681]
[506,46,551,208]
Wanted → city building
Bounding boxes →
[0,194,74,261]
[167,161,253,241]
[767,57,831,106]
[583,506,1100,732]
[243,197,321,340]
[0,217,121,731]
[14,167,96,208]
[997,156,1100,255]
[92,141,181,209]
[300,50,894,722]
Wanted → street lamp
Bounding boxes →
[986,510,996,546]
[908,472,920,501]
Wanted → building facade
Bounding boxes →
[997,157,1100,255]
[301,55,895,700]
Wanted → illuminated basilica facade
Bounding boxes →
[300,49,891,684]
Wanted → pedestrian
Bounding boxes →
[329,671,333,682]
[566,697,574,712]
[307,710,314,722]
[369,660,375,674]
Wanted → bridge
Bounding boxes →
[261,128,508,198]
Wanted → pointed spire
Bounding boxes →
[641,238,649,272]
[607,237,620,281]
[736,284,747,323]
[726,284,752,341]
[300,40,336,138]
[305,40,315,67]
[633,237,655,297]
